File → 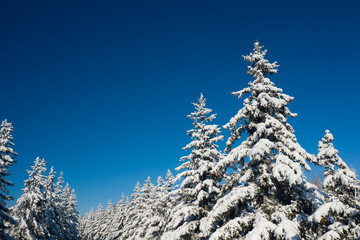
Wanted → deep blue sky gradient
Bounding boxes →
[1,0,359,214]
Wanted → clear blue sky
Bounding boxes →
[1,0,359,214]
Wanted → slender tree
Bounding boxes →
[110,193,126,239]
[0,119,17,239]
[101,199,115,240]
[62,183,79,239]
[163,93,223,240]
[80,208,95,240]
[45,166,65,239]
[93,203,105,240]
[132,177,156,239]
[120,182,143,240]
[155,170,176,238]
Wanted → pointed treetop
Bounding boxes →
[318,130,346,169]
[64,182,70,191]
[166,169,174,181]
[243,41,279,81]
[143,176,154,193]
[157,176,164,186]
[97,202,103,211]
[145,176,152,184]
[1,119,15,144]
[131,181,142,200]
[188,93,216,124]
[26,157,47,189]
[46,166,56,192]
[0,119,17,162]
[56,171,64,190]
[48,166,55,179]
[135,181,141,192]
[107,199,112,209]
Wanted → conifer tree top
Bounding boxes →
[177,93,223,172]
[0,119,17,161]
[317,130,347,169]
[243,41,279,81]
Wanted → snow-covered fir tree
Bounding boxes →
[0,119,17,239]
[62,183,80,239]
[201,42,320,240]
[100,199,115,240]
[10,157,50,239]
[144,176,170,239]
[54,172,74,240]
[80,207,95,240]
[163,93,223,240]
[309,130,360,239]
[109,193,126,239]
[120,182,143,239]
[151,170,176,239]
[318,130,360,209]
[44,166,64,239]
[132,176,156,239]
[92,203,105,240]
[135,175,174,240]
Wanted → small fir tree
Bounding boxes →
[309,130,360,239]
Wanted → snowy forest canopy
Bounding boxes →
[1,42,359,240]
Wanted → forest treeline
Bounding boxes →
[1,42,359,239]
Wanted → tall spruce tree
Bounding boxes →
[309,130,360,239]
[163,93,223,240]
[201,42,319,240]
[0,119,17,239]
